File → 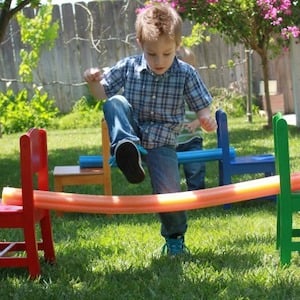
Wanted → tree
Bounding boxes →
[0,0,41,43]
[0,0,58,82]
[17,3,58,82]
[0,0,59,135]
[142,0,300,127]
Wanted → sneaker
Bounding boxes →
[161,236,190,257]
[115,140,145,184]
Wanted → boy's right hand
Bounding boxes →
[199,116,217,132]
[83,68,102,83]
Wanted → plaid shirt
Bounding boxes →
[101,55,212,149]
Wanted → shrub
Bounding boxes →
[57,97,103,129]
[209,87,259,117]
[0,88,58,134]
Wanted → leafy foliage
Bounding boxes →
[17,2,59,82]
[56,97,104,130]
[181,23,210,47]
[175,0,300,53]
[0,1,60,135]
[209,87,259,117]
[0,88,58,134]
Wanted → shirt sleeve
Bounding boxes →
[100,59,127,98]
[184,67,212,112]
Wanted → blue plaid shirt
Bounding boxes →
[101,55,212,149]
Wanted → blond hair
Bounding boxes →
[135,3,182,46]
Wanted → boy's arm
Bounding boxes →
[196,107,217,132]
[83,68,107,100]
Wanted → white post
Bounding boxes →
[290,39,300,127]
[246,49,253,122]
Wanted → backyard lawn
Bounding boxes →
[1,113,300,299]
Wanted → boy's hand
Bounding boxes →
[83,68,107,100]
[183,119,200,133]
[83,68,102,82]
[199,116,217,132]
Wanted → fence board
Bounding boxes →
[48,5,66,107]
[0,19,19,92]
[85,1,101,68]
[75,2,94,70]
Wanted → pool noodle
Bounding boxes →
[2,173,300,214]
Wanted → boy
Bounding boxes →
[84,3,216,256]
[176,46,206,191]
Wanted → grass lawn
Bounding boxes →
[1,114,300,299]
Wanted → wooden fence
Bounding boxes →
[0,1,293,113]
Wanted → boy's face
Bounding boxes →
[139,34,177,75]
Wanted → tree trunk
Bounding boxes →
[0,3,11,43]
[260,50,273,128]
[0,0,32,44]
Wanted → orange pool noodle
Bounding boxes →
[3,173,300,214]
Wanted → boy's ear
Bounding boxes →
[136,38,142,48]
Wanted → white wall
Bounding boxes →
[290,39,300,127]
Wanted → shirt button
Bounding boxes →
[150,111,154,115]
[152,95,156,99]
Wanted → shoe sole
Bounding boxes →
[115,141,145,184]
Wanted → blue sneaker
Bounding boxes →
[162,236,190,257]
[115,139,145,184]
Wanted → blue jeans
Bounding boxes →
[103,95,140,155]
[176,138,206,191]
[103,95,187,238]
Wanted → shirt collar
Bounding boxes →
[136,54,148,72]
[137,54,180,78]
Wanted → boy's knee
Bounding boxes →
[104,95,128,112]
[107,95,127,105]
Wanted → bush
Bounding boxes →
[57,97,103,129]
[209,87,259,117]
[0,88,58,134]
[0,87,257,135]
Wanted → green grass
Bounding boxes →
[1,114,300,299]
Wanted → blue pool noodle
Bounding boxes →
[79,147,237,168]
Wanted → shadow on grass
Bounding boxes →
[48,200,276,246]
[1,239,295,299]
[0,200,296,299]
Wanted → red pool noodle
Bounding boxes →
[3,173,300,214]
